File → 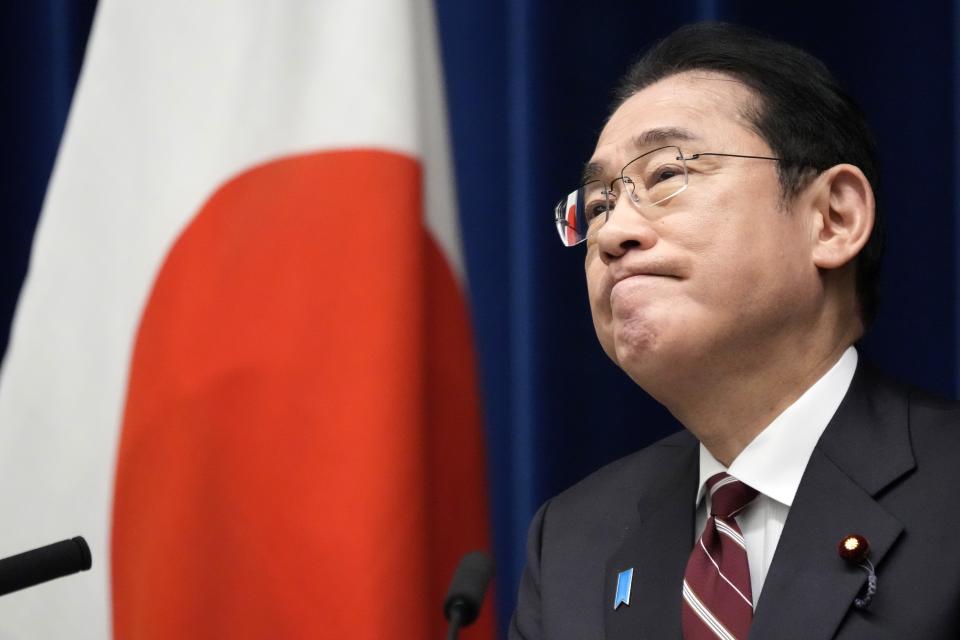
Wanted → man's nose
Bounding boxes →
[595,190,659,264]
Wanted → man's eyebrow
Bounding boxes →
[579,127,700,185]
[632,126,699,149]
[580,162,604,185]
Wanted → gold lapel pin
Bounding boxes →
[838,534,877,609]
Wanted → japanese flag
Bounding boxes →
[0,1,493,638]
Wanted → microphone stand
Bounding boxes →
[445,604,465,640]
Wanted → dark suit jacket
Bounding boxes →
[510,363,960,639]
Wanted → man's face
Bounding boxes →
[585,71,821,392]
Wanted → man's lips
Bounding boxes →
[614,271,679,284]
[606,263,683,299]
[610,265,682,286]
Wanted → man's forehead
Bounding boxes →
[607,71,755,134]
[585,72,758,178]
[582,127,700,182]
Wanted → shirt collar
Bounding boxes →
[696,346,858,508]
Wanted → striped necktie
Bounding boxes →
[682,472,759,640]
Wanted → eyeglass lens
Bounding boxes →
[554,146,689,246]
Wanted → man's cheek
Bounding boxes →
[584,267,607,310]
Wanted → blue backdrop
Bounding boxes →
[2,2,957,638]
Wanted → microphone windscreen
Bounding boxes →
[0,536,92,597]
[443,550,493,626]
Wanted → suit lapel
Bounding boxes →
[605,437,698,640]
[749,448,904,639]
[750,364,915,640]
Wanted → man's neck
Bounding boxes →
[667,339,856,467]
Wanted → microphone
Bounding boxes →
[0,537,92,597]
[443,551,493,640]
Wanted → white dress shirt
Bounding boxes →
[694,346,858,606]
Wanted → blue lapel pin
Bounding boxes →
[614,567,634,609]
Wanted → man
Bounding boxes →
[511,22,960,640]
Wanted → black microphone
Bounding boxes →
[443,551,493,640]
[0,537,92,597]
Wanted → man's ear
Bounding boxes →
[807,164,875,270]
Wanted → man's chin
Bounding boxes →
[612,312,660,353]
[597,314,675,374]
[611,322,697,389]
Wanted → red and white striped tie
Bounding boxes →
[682,472,759,640]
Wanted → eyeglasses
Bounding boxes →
[553,145,780,247]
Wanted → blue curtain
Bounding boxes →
[0,0,97,360]
[2,2,957,638]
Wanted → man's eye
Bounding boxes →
[651,165,683,183]
[584,200,610,221]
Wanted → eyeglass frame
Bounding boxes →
[554,146,782,247]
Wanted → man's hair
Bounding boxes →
[612,22,884,327]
